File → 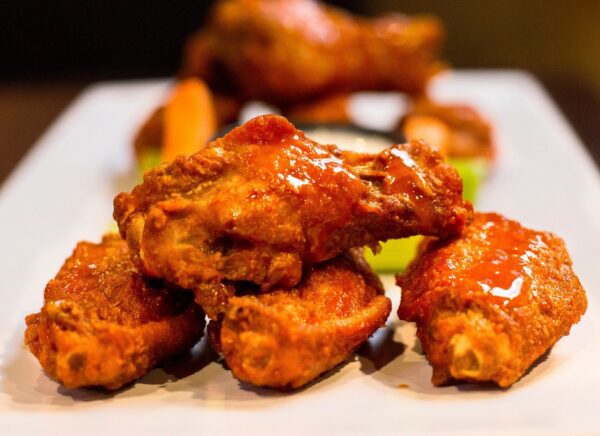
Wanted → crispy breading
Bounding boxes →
[114,115,470,318]
[209,249,391,389]
[398,212,587,387]
[181,0,444,104]
[24,234,205,390]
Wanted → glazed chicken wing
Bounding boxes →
[182,0,444,105]
[114,115,470,318]
[209,249,391,389]
[24,234,205,390]
[398,212,587,387]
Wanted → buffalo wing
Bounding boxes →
[25,235,205,390]
[398,212,587,387]
[114,115,470,318]
[210,249,391,389]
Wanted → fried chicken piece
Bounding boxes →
[114,115,470,319]
[181,0,444,105]
[209,249,391,389]
[284,93,352,125]
[24,234,205,390]
[398,212,587,387]
[401,99,494,159]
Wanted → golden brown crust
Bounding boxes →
[24,234,205,390]
[211,249,391,389]
[181,0,445,105]
[398,212,587,387]
[114,115,469,318]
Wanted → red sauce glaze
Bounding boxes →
[249,142,367,260]
[451,214,547,308]
[212,117,454,261]
[244,141,361,195]
[215,117,372,261]
[379,146,436,228]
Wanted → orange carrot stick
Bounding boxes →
[162,78,217,162]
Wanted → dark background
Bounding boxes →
[1,0,599,183]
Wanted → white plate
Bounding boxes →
[1,71,599,435]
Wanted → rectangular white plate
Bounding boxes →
[1,71,599,435]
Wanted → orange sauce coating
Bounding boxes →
[240,132,367,260]
[457,214,547,307]
[379,146,435,227]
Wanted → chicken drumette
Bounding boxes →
[209,249,391,389]
[25,234,205,390]
[398,212,587,387]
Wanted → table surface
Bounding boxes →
[1,76,599,187]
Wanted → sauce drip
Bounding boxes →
[381,147,434,227]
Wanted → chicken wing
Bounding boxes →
[24,234,205,390]
[209,249,391,389]
[283,93,353,125]
[398,212,587,387]
[114,115,470,318]
[401,99,494,159]
[181,0,444,105]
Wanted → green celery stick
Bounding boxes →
[137,149,162,182]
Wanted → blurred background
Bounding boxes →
[1,0,599,183]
